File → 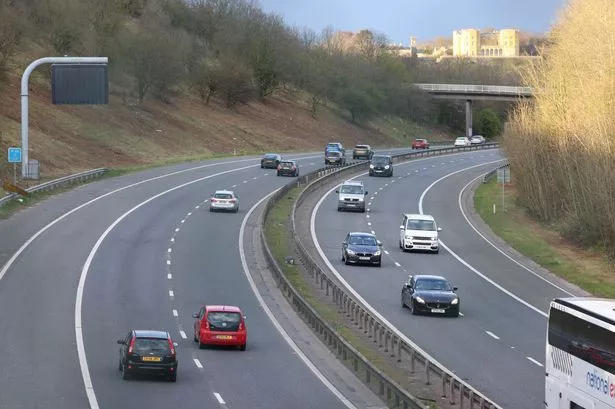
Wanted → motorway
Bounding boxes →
[310,149,580,409]
[0,148,405,409]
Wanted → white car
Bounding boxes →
[209,190,239,213]
[454,137,471,147]
[470,135,485,144]
[399,213,441,253]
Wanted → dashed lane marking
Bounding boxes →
[214,393,226,405]
[170,237,175,242]
[187,212,192,216]
[195,205,200,209]
[527,357,544,367]
[172,309,178,317]
[394,261,401,267]
[193,358,203,369]
[167,274,172,280]
[169,290,174,297]
[175,228,180,232]
[486,331,500,340]
[167,260,171,265]
[384,250,389,255]
[371,230,375,234]
[179,330,187,339]
[168,248,172,253]
[180,219,185,224]
[232,184,237,188]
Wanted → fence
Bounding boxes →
[0,168,110,208]
[482,162,510,183]
[261,143,502,409]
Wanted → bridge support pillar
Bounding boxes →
[465,99,473,138]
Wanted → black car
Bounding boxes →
[325,150,346,165]
[401,275,460,317]
[117,330,178,381]
[341,232,382,267]
[369,155,393,177]
[277,160,299,177]
[261,153,281,169]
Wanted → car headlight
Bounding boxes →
[369,164,374,169]
[374,250,381,256]
[431,237,438,242]
[415,296,425,304]
[405,235,413,239]
[358,197,364,201]
[451,298,459,305]
[347,249,355,255]
[384,165,390,169]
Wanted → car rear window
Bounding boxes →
[355,145,368,149]
[214,193,233,199]
[207,311,241,331]
[134,338,169,353]
[264,154,277,159]
[280,162,294,167]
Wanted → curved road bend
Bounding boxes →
[310,150,569,408]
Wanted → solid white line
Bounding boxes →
[394,262,401,267]
[167,274,172,280]
[169,290,174,297]
[238,189,357,409]
[457,174,575,296]
[485,331,500,340]
[527,357,544,367]
[172,309,178,317]
[193,358,203,369]
[214,393,226,405]
[417,160,549,318]
[310,149,505,409]
[179,330,187,339]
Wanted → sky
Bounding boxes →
[256,0,568,45]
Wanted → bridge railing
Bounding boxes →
[415,83,533,96]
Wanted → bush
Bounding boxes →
[504,0,615,252]
[474,108,502,139]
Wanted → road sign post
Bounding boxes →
[496,166,510,211]
[8,147,22,185]
[21,56,109,179]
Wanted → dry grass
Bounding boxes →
[504,0,615,255]
[0,44,452,188]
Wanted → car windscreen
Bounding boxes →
[264,154,277,159]
[214,193,233,199]
[371,157,389,164]
[326,151,341,157]
[339,185,363,194]
[414,279,450,291]
[207,311,241,331]
[134,338,169,353]
[406,219,436,231]
[348,235,377,246]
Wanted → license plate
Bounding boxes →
[431,309,445,313]
[415,245,431,249]
[216,335,233,340]
[359,256,370,260]
[142,356,161,362]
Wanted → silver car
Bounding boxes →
[336,180,368,212]
[209,190,239,213]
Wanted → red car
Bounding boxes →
[411,139,430,149]
[193,305,247,350]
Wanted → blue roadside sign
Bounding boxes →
[8,147,22,163]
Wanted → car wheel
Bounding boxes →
[234,207,239,213]
[277,172,281,176]
[121,364,131,380]
[193,332,198,342]
[375,262,381,267]
[198,334,206,349]
[434,248,439,254]
[239,344,246,351]
[369,171,373,177]
[399,239,403,249]
[401,295,407,308]
[449,309,460,318]
[118,359,122,371]
[344,257,350,265]
[410,300,418,315]
[209,208,214,212]
[341,252,345,262]
[361,207,366,213]
[337,207,342,212]
[168,372,177,382]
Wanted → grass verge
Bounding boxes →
[264,186,441,409]
[474,177,615,297]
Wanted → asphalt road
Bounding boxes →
[310,149,573,409]
[0,147,409,409]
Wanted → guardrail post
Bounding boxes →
[425,360,431,385]
[373,322,379,342]
[358,310,364,330]
[442,373,447,398]
[365,367,371,384]
[449,376,456,405]
[379,327,384,348]
[390,335,396,357]
[384,332,389,352]
[363,313,369,333]
[410,348,415,372]
[325,279,330,296]
[397,337,402,362]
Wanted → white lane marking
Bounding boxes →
[238,190,357,409]
[171,237,175,242]
[187,212,192,216]
[384,184,389,187]
[310,149,505,409]
[264,173,269,176]
[366,214,370,218]
[204,200,209,203]
[367,222,372,226]
[370,197,374,200]
[193,358,203,369]
[167,260,171,265]
[0,153,320,409]
[368,202,372,206]
[417,160,549,318]
[167,274,172,280]
[486,331,500,340]
[214,393,226,405]
[458,174,575,296]
[179,330,187,339]
[371,230,376,235]
[195,205,200,209]
[423,167,427,170]
[394,262,401,267]
[384,250,389,255]
[180,219,185,223]
[253,177,258,180]
[175,228,180,232]
[169,290,174,297]
[172,309,178,317]
[366,208,370,212]
[527,357,544,367]
[168,248,172,253]
[232,184,237,188]
[243,180,248,184]
[379,187,383,191]
[374,192,378,195]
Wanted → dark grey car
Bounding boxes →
[341,232,382,267]
[401,275,460,317]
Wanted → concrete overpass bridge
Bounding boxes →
[410,83,534,137]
